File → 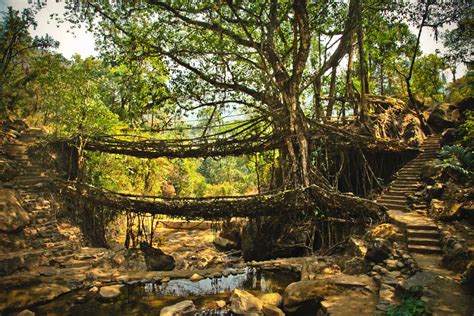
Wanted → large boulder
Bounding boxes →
[0,189,30,232]
[160,300,196,316]
[282,280,327,312]
[140,243,175,271]
[230,289,263,314]
[365,238,391,263]
[428,106,454,132]
[259,293,283,307]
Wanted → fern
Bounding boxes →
[439,145,474,173]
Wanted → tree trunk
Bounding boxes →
[345,33,355,118]
[326,66,338,118]
[356,2,367,123]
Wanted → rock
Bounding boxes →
[262,304,285,316]
[16,310,35,316]
[461,261,474,290]
[347,237,367,256]
[441,128,457,146]
[365,239,391,263]
[384,259,398,271]
[0,254,24,276]
[0,159,18,182]
[420,162,442,183]
[213,236,238,251]
[190,273,203,282]
[73,296,88,304]
[282,280,329,312]
[429,199,445,218]
[230,289,263,314]
[89,286,99,293]
[343,257,369,275]
[161,277,170,283]
[428,106,454,132]
[215,300,226,308]
[160,300,196,316]
[396,272,440,296]
[368,224,403,242]
[442,247,470,272]
[99,284,123,301]
[140,243,175,271]
[0,189,30,232]
[426,183,444,199]
[259,293,282,307]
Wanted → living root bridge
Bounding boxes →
[51,126,418,159]
[59,181,387,222]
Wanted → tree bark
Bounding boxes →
[326,66,338,118]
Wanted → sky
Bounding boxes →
[1,0,466,80]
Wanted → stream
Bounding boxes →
[30,268,299,315]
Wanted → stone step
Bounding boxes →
[379,195,406,202]
[408,245,443,255]
[407,224,438,230]
[407,229,439,239]
[379,202,409,211]
[377,199,406,206]
[408,237,440,247]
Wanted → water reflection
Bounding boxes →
[31,268,298,316]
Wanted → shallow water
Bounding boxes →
[31,268,299,316]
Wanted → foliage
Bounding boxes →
[411,54,447,102]
[0,7,58,116]
[458,110,474,148]
[38,55,121,136]
[438,144,474,180]
[387,295,431,316]
[447,70,474,104]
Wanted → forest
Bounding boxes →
[0,1,473,315]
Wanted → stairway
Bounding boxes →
[377,134,443,255]
[0,127,106,278]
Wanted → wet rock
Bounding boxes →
[73,296,88,304]
[190,273,203,282]
[365,238,391,263]
[230,289,263,314]
[343,257,369,275]
[0,254,24,276]
[262,304,285,316]
[99,284,123,301]
[259,293,282,307]
[0,189,30,232]
[213,236,237,251]
[368,224,403,242]
[140,243,175,271]
[160,300,196,316]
